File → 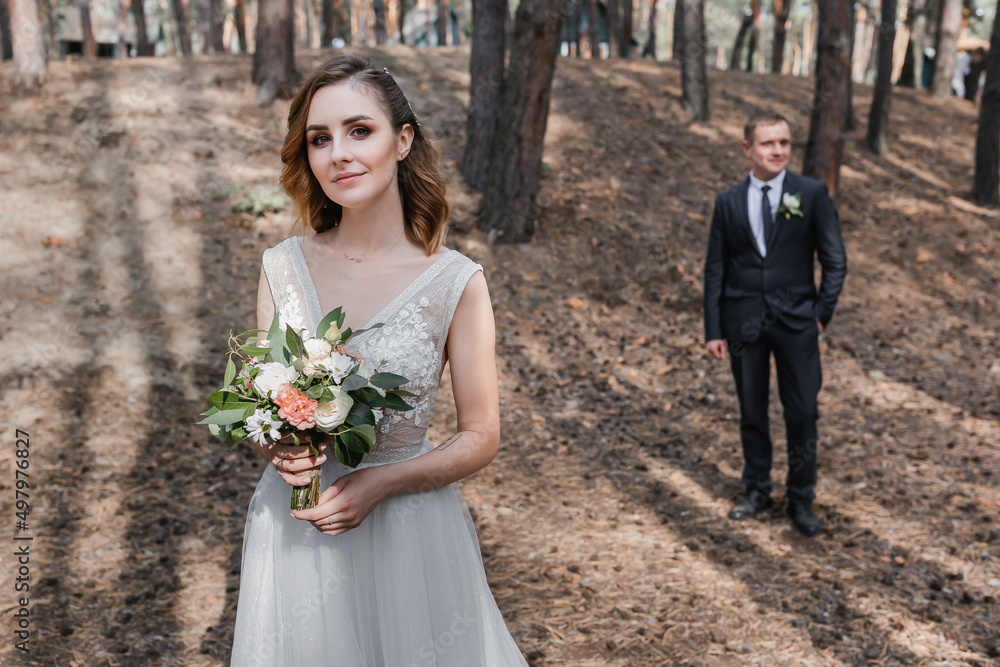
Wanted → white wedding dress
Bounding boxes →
[230,236,528,667]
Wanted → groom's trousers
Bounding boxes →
[729,318,822,504]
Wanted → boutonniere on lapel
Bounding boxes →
[776,192,804,219]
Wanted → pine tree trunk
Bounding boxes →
[199,0,211,50]
[866,0,896,153]
[730,9,750,70]
[804,0,851,196]
[973,5,1000,204]
[79,0,97,57]
[772,0,792,73]
[619,0,632,57]
[394,0,406,44]
[671,0,683,61]
[9,0,45,93]
[209,0,225,50]
[745,0,759,71]
[476,0,563,243]
[850,2,867,81]
[115,0,128,57]
[172,0,193,54]
[253,0,296,106]
[641,0,656,57]
[587,0,599,57]
[373,0,386,43]
[132,0,151,55]
[436,0,446,45]
[321,0,336,45]
[234,0,248,51]
[680,0,707,120]
[44,0,57,58]
[791,28,802,74]
[802,4,817,75]
[570,0,580,56]
[907,0,925,87]
[606,0,619,57]
[0,0,13,61]
[463,0,506,189]
[845,0,855,131]
[931,0,961,97]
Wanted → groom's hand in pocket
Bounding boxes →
[706,339,727,360]
[265,433,329,486]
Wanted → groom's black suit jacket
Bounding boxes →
[704,171,847,343]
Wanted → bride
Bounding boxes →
[229,54,528,666]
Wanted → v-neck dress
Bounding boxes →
[230,236,527,666]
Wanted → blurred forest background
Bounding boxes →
[3,0,1000,665]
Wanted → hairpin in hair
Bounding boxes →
[383,66,421,127]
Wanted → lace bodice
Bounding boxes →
[261,236,482,458]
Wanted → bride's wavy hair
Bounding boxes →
[280,54,449,255]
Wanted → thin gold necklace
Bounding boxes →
[339,227,405,263]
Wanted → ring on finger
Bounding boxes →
[327,515,334,526]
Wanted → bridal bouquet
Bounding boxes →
[199,307,414,509]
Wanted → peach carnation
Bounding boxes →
[274,383,317,430]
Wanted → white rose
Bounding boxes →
[371,407,385,424]
[314,388,355,432]
[301,338,334,377]
[321,351,355,383]
[304,337,332,360]
[254,362,299,399]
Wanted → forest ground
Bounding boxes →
[1,45,998,666]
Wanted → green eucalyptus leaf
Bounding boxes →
[223,357,237,389]
[334,439,363,468]
[346,402,375,427]
[369,372,408,390]
[384,394,414,412]
[197,408,247,425]
[340,430,366,454]
[304,384,326,400]
[352,322,384,337]
[341,374,368,391]
[285,326,303,359]
[237,327,267,338]
[353,387,388,408]
[350,423,376,446]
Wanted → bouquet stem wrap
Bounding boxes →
[290,464,321,510]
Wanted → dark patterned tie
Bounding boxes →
[760,185,773,253]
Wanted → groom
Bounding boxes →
[703,112,847,537]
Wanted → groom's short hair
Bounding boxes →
[744,112,790,144]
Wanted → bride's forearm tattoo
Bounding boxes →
[435,434,463,451]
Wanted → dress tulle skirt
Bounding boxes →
[231,440,528,667]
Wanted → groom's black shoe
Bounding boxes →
[728,489,773,520]
[787,501,821,537]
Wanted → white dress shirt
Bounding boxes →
[747,169,785,257]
